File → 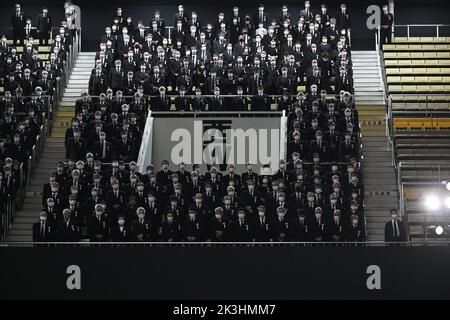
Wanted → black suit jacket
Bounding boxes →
[384,219,406,242]
[32,221,55,242]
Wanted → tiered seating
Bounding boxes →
[384,37,450,112]
[0,38,54,95]
[384,37,450,238]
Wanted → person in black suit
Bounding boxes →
[32,211,55,242]
[87,204,110,242]
[380,4,394,45]
[181,208,206,241]
[271,207,290,242]
[93,132,114,162]
[344,214,365,242]
[384,209,406,243]
[308,207,327,242]
[36,7,52,45]
[228,208,252,241]
[159,212,181,242]
[131,207,152,241]
[289,209,310,241]
[152,86,171,111]
[251,85,270,111]
[109,59,126,92]
[208,207,228,242]
[11,3,25,45]
[327,209,345,242]
[56,209,80,242]
[251,206,272,241]
[110,215,132,242]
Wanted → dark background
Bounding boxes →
[1,246,450,299]
[0,0,449,51]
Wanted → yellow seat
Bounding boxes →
[403,85,418,92]
[414,76,429,83]
[384,60,398,66]
[421,44,435,50]
[383,44,395,51]
[443,76,450,82]
[386,76,400,83]
[439,59,450,65]
[431,85,445,92]
[392,37,408,43]
[437,52,450,58]
[398,60,411,66]
[428,76,443,83]
[389,85,403,93]
[423,52,437,58]
[435,44,448,50]
[398,52,411,58]
[385,68,399,75]
[408,37,422,43]
[410,52,423,59]
[402,76,416,82]
[384,52,397,59]
[409,44,423,50]
[399,68,414,74]
[416,85,430,91]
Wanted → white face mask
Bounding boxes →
[138,213,145,219]
[315,213,321,219]
[167,216,174,222]
[215,214,222,219]
[96,211,103,217]
[118,219,125,225]
[40,216,47,221]
[238,213,245,219]
[189,213,196,220]
[258,211,265,217]
[351,206,358,211]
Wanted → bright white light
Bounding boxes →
[445,197,450,209]
[425,195,440,210]
[435,226,444,235]
[447,182,450,191]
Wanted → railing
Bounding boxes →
[0,200,16,242]
[393,24,450,38]
[0,241,441,247]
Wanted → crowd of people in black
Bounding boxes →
[1,4,72,215]
[88,2,354,111]
[32,3,365,243]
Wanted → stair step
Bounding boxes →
[5,235,32,242]
[11,223,33,230]
[367,234,385,241]
[8,229,32,236]
[13,217,38,224]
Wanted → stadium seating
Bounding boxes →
[384,37,450,238]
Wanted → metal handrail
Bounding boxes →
[394,24,450,38]
[0,241,431,247]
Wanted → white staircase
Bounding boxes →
[352,50,399,241]
[5,52,95,242]
[63,52,96,105]
[352,51,385,106]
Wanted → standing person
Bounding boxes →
[32,211,55,242]
[384,208,406,243]
[380,4,394,45]
[11,3,25,45]
[37,7,52,45]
